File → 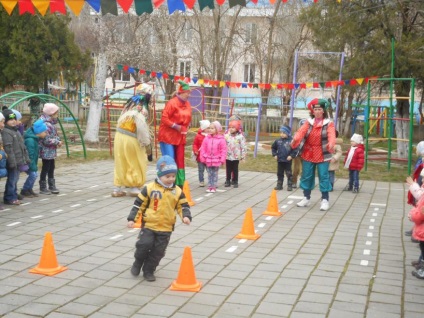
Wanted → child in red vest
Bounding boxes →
[192,120,210,187]
[343,133,365,193]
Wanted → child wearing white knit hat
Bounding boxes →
[343,133,365,193]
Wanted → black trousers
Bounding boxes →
[134,228,171,274]
[277,161,292,183]
[40,159,55,181]
[226,159,239,183]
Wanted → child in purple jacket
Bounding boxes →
[200,121,227,193]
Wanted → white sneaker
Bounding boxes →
[297,197,310,207]
[320,199,329,211]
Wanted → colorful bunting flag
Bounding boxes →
[198,0,213,10]
[101,0,118,15]
[117,0,133,12]
[0,0,18,15]
[50,0,66,14]
[183,0,195,9]
[229,0,246,8]
[86,0,101,12]
[168,0,185,14]
[65,0,85,16]
[134,0,153,14]
[18,0,34,15]
[32,0,49,15]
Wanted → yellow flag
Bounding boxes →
[356,78,364,85]
[32,0,49,15]
[0,0,18,15]
[306,82,313,88]
[271,83,277,89]
[197,79,204,85]
[65,0,85,16]
[219,81,225,87]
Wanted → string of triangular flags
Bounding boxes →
[118,64,378,90]
[0,0,346,16]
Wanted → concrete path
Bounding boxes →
[0,160,423,318]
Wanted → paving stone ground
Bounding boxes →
[0,159,423,318]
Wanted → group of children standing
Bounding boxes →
[0,103,62,208]
[192,117,247,192]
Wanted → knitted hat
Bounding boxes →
[199,119,211,131]
[33,119,47,134]
[307,98,328,112]
[136,83,153,95]
[12,109,22,120]
[156,155,178,177]
[43,103,59,116]
[2,109,16,123]
[416,141,424,156]
[229,120,241,131]
[178,80,191,93]
[351,133,363,144]
[280,125,291,136]
[0,112,4,122]
[211,120,222,132]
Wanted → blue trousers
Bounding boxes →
[4,168,20,202]
[348,170,360,189]
[22,171,38,191]
[300,160,331,200]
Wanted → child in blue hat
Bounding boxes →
[127,155,192,282]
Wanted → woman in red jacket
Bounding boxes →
[343,133,365,193]
[158,81,192,187]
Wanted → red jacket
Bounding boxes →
[192,129,207,162]
[158,96,192,145]
[344,144,365,171]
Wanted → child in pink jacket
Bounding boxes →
[200,121,227,193]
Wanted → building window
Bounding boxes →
[115,70,130,82]
[245,23,257,44]
[179,60,191,78]
[183,23,192,41]
[244,64,255,83]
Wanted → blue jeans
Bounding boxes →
[206,166,219,188]
[4,168,20,202]
[197,162,206,183]
[22,171,38,191]
[349,170,360,189]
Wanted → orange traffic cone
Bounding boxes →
[133,214,142,229]
[29,232,67,276]
[170,246,202,292]
[262,190,283,216]
[183,180,195,206]
[235,208,260,240]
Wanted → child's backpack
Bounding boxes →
[0,149,7,178]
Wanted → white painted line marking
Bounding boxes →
[57,194,66,197]
[110,235,123,240]
[360,260,369,266]
[281,205,288,209]
[52,209,63,213]
[371,203,386,207]
[265,216,273,220]
[226,246,238,253]
[7,222,21,227]
[31,215,43,219]
[288,195,304,199]
[216,189,226,192]
[86,199,97,202]
[258,223,266,228]
[74,190,82,192]
[1,208,10,211]
[39,198,49,201]
[367,232,373,237]
[239,239,247,243]
[372,213,378,217]
[369,226,374,230]
[89,185,99,188]
[194,197,203,201]
[374,208,379,211]
[20,202,31,206]
[363,249,370,255]
[70,204,81,208]
[103,195,111,198]
[128,229,137,233]
[370,219,375,223]
[287,200,294,204]
[205,193,213,197]
[366,241,372,246]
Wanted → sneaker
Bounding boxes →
[111,191,126,197]
[224,180,231,187]
[297,197,310,207]
[233,183,238,188]
[20,189,34,198]
[129,188,140,197]
[199,182,205,187]
[143,272,156,281]
[352,188,359,193]
[29,189,39,197]
[210,188,216,193]
[320,199,329,211]
[412,268,424,279]
[206,188,212,193]
[344,184,353,191]
[17,194,25,200]
[405,230,413,236]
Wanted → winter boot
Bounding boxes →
[224,180,231,187]
[39,180,51,195]
[287,179,293,191]
[344,184,353,191]
[412,265,424,279]
[274,181,283,190]
[48,178,60,194]
[20,189,34,198]
[29,189,39,197]
[233,182,238,188]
